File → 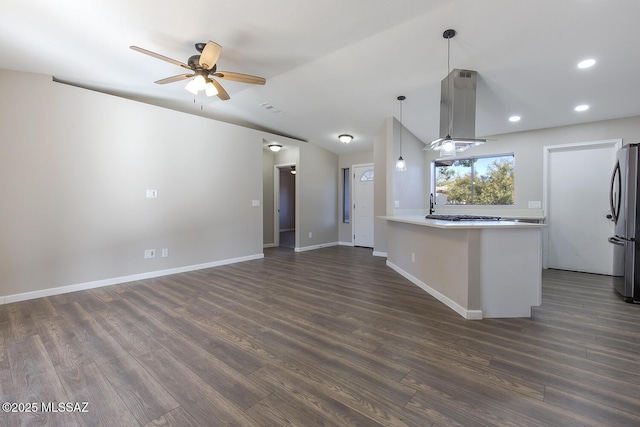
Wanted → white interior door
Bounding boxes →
[353,165,374,248]
[546,140,620,274]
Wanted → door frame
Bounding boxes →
[542,138,622,269]
[274,163,297,248]
[352,163,374,247]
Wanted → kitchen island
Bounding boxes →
[381,215,546,319]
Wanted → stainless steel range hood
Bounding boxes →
[427,68,486,154]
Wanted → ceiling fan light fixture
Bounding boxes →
[268,144,282,152]
[193,74,206,90]
[338,134,353,144]
[204,81,218,97]
[185,78,200,95]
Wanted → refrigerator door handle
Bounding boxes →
[609,236,627,246]
[610,161,621,224]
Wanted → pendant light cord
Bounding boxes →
[447,34,451,137]
[442,29,456,139]
[399,97,403,155]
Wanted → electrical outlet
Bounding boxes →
[144,249,156,259]
[308,232,312,239]
[161,248,169,257]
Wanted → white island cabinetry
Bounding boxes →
[382,216,546,319]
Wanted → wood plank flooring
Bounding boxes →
[1,246,639,426]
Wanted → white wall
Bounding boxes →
[0,68,337,301]
[373,117,426,255]
[298,143,339,249]
[374,120,389,255]
[261,143,339,250]
[392,117,426,214]
[262,148,275,244]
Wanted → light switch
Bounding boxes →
[394,201,400,208]
[252,200,260,207]
[146,189,158,199]
[528,201,541,209]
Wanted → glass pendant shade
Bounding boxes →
[204,81,218,97]
[396,156,407,172]
[185,79,199,95]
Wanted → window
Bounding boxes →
[433,154,514,205]
[342,168,350,223]
[360,169,374,181]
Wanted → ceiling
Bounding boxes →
[2,0,640,155]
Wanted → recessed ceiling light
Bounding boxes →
[509,115,521,122]
[577,58,596,69]
[575,104,590,112]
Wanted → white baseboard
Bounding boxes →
[386,260,483,320]
[372,251,387,258]
[1,253,265,305]
[338,241,354,247]
[294,241,339,252]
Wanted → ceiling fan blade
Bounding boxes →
[154,74,193,84]
[130,46,191,71]
[213,71,266,85]
[199,41,222,70]
[208,78,230,100]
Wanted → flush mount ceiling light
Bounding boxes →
[509,115,521,122]
[575,104,590,112]
[396,95,407,172]
[577,58,596,69]
[268,143,282,152]
[338,134,353,144]
[428,29,487,157]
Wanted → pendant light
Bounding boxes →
[396,95,407,172]
[440,29,456,157]
[429,29,487,156]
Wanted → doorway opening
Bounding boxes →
[275,164,297,249]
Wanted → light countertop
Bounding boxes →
[380,215,547,229]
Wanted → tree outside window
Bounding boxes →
[434,154,514,205]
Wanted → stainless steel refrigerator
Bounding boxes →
[609,143,640,302]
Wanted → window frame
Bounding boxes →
[342,167,350,223]
[431,152,515,206]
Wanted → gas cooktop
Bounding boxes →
[425,214,503,221]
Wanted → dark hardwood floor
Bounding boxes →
[1,246,639,426]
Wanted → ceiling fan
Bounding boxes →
[130,40,266,101]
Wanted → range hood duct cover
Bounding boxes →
[428,68,487,152]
